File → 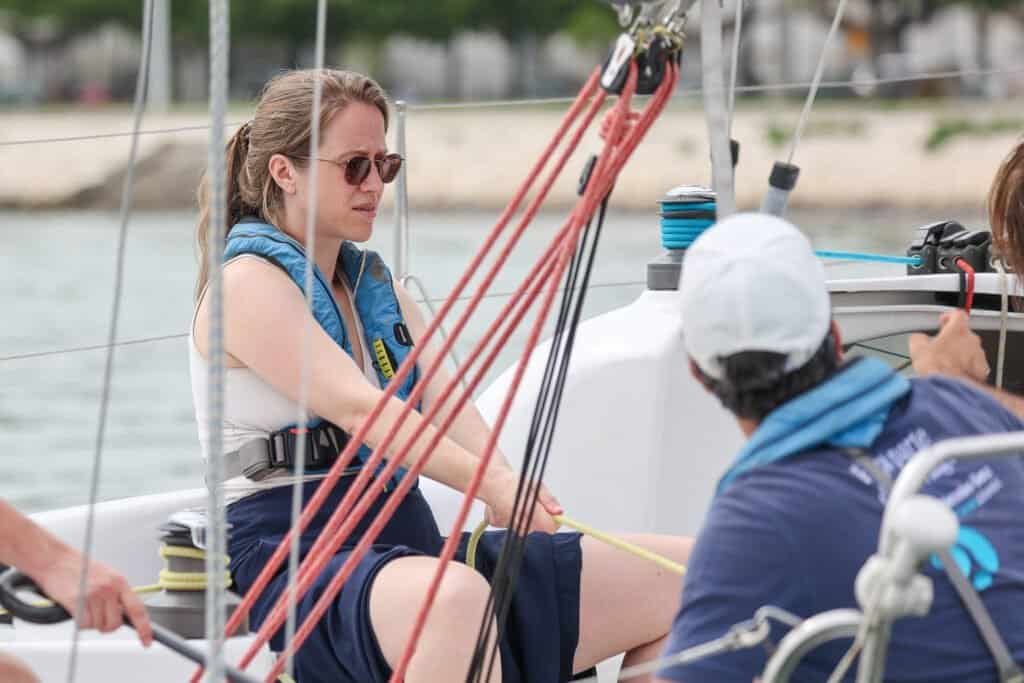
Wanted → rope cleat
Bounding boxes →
[906,220,992,276]
[906,220,965,275]
[601,0,690,95]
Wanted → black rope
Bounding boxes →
[848,342,910,361]
[466,190,611,683]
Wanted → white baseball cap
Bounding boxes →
[679,213,831,381]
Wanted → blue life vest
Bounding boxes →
[224,218,420,483]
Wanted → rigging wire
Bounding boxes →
[66,2,154,682]
[7,65,1024,148]
[786,0,850,166]
[0,281,647,363]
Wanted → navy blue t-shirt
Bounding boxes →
[660,376,1024,682]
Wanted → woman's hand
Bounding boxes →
[909,310,990,382]
[482,468,563,535]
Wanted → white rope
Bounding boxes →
[786,0,850,165]
[66,2,154,681]
[996,259,1009,389]
[727,0,744,136]
[203,0,229,681]
[285,1,329,675]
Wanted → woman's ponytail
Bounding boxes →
[194,122,252,301]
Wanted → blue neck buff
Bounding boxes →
[717,357,911,495]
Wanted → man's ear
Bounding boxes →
[831,319,844,362]
[689,359,713,393]
[268,153,298,195]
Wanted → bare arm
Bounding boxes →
[216,259,556,531]
[394,281,563,519]
[0,500,152,645]
[393,282,514,470]
[909,309,1024,419]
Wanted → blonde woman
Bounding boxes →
[190,68,690,683]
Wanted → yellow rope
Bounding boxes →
[553,514,686,576]
[466,518,489,569]
[0,545,232,617]
[464,513,686,577]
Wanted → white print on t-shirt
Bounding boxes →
[847,427,1004,519]
[847,427,956,501]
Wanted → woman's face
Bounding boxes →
[296,101,389,243]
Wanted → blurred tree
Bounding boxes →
[465,1,617,95]
[6,0,623,99]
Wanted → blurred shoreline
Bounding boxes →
[2,100,1022,212]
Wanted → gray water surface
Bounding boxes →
[0,207,984,511]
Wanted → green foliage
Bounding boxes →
[764,118,867,148]
[7,0,620,45]
[925,116,1024,151]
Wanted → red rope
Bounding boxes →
[955,257,976,314]
[189,69,603,683]
[388,61,679,683]
[385,66,659,683]
[268,63,677,683]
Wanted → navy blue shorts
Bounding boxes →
[227,477,583,683]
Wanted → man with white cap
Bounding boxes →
[655,213,1024,682]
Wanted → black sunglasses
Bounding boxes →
[292,153,403,186]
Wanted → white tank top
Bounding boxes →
[189,255,380,506]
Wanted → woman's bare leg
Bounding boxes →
[573,534,693,681]
[370,555,501,683]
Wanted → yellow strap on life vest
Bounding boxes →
[372,338,395,379]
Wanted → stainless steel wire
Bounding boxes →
[203,0,230,680]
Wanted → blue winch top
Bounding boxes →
[660,185,717,250]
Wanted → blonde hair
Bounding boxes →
[195,68,389,299]
[990,139,1024,281]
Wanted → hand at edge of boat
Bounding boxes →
[909,309,990,383]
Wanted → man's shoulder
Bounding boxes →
[906,375,1024,432]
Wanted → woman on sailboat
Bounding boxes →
[190,68,690,683]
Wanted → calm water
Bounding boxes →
[0,207,983,511]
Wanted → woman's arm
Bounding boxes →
[214,258,556,531]
[393,281,563,519]
[393,282,515,471]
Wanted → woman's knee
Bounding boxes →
[429,561,491,624]
[369,557,493,668]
